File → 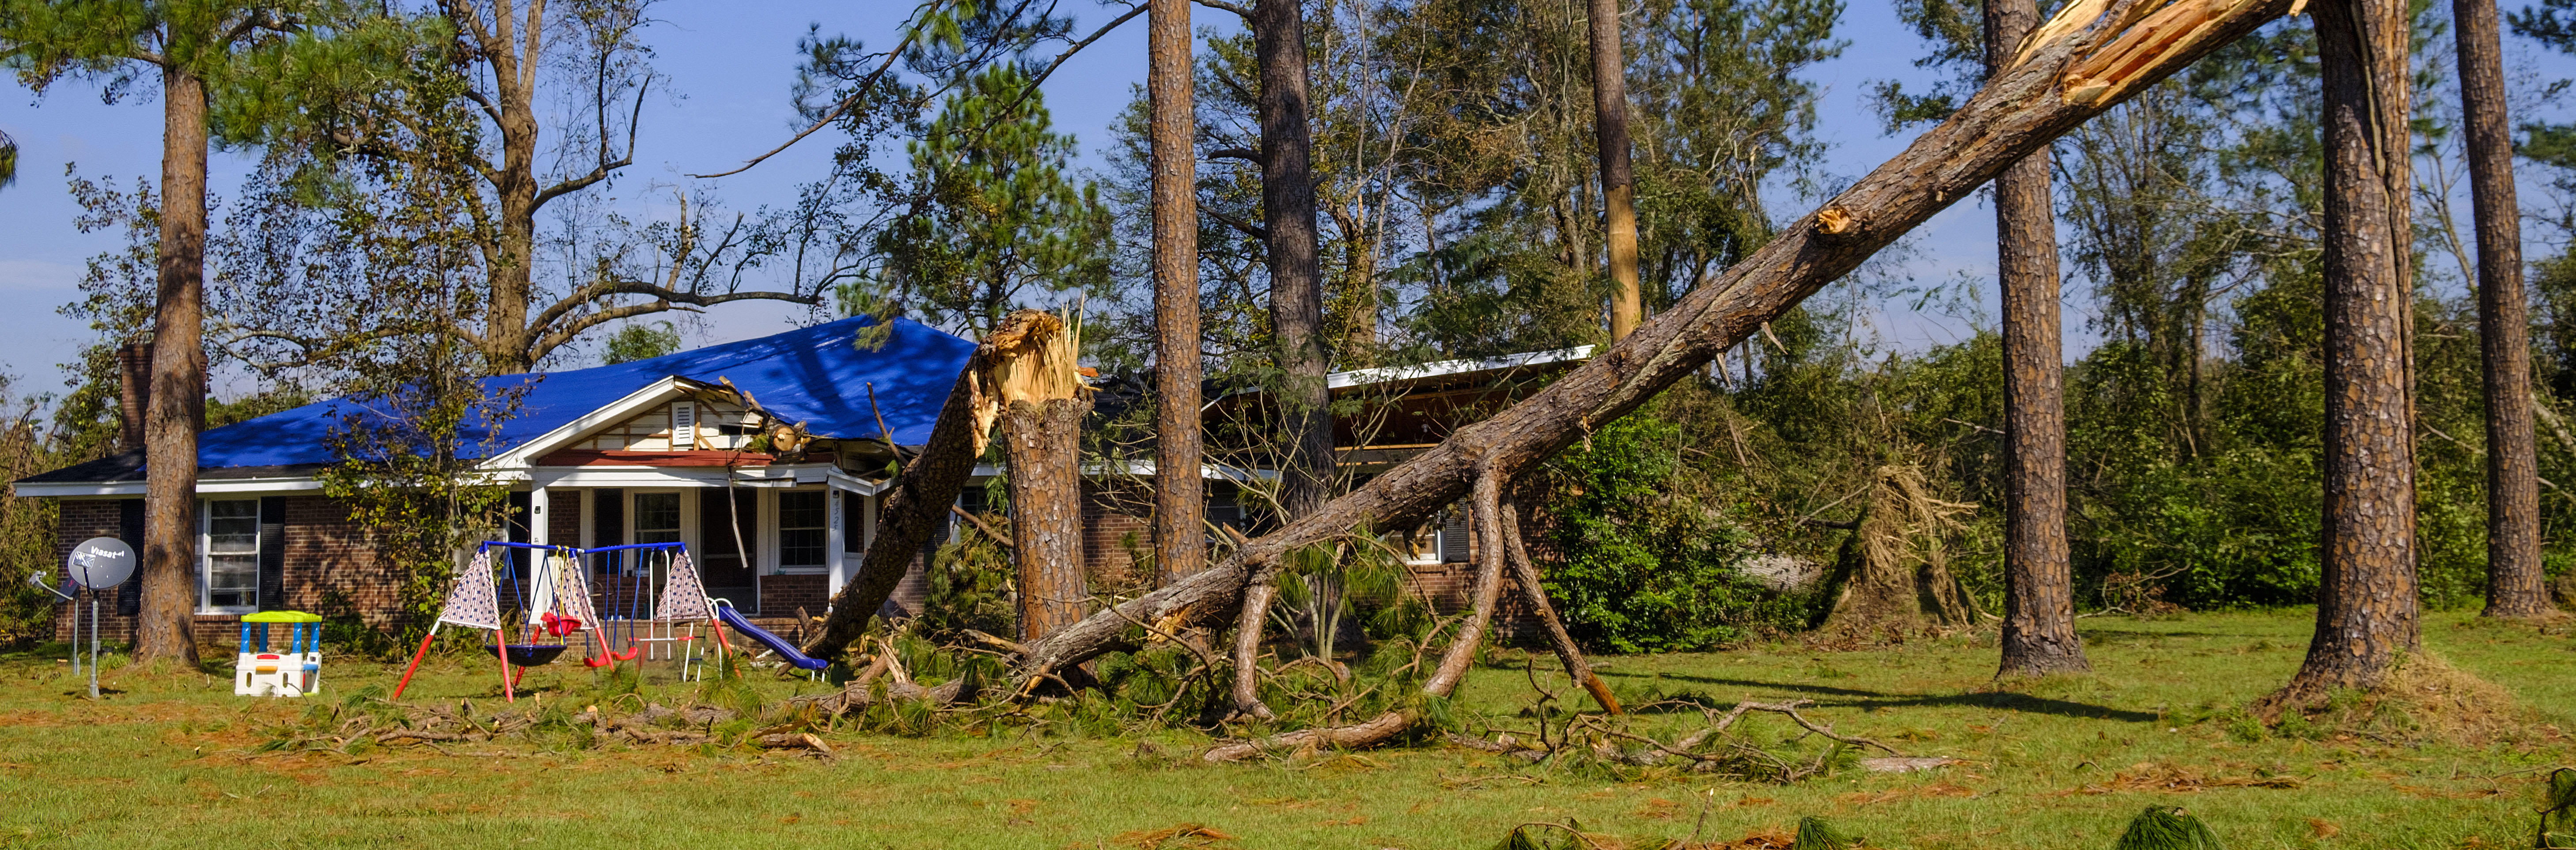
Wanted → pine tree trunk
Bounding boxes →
[1590,0,1642,339]
[1256,0,1334,520]
[996,0,2303,688]
[1152,0,1208,584]
[1004,397,1091,642]
[1990,0,2092,677]
[137,66,209,665]
[2273,0,2421,707]
[2456,0,2554,618]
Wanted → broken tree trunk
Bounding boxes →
[990,312,1093,642]
[800,319,1018,658]
[1816,465,1984,638]
[989,0,2303,695]
[1502,501,1623,714]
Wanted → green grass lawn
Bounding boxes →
[0,608,2568,849]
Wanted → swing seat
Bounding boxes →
[489,644,569,666]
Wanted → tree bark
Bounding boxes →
[2457,0,2553,618]
[1502,502,1622,713]
[1256,0,1335,520]
[137,66,209,665]
[118,342,152,452]
[1152,0,1208,584]
[1990,0,2093,677]
[992,311,1091,642]
[997,0,2300,689]
[1590,0,1643,339]
[2273,0,2420,708]
[1227,577,1279,719]
[477,0,543,374]
[1004,400,1090,642]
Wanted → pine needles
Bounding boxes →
[2541,767,2576,850]
[1791,816,1859,850]
[2111,806,2225,850]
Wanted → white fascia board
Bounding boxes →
[525,466,730,488]
[1324,345,1595,390]
[14,476,328,499]
[480,376,689,470]
[525,463,877,492]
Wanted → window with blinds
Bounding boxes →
[202,499,260,611]
[777,490,826,571]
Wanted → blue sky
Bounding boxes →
[2,0,2569,404]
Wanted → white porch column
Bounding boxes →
[528,487,550,546]
[826,488,847,599]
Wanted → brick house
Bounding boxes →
[17,315,1590,646]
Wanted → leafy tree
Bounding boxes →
[856,63,1111,335]
[601,321,681,364]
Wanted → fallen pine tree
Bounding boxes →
[801,0,2305,759]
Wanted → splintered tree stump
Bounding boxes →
[985,311,1093,643]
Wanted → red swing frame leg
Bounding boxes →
[391,623,441,701]
[497,627,515,703]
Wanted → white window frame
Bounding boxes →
[1402,518,1445,566]
[628,489,689,548]
[768,487,829,575]
[198,498,262,615]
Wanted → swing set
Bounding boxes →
[392,540,737,702]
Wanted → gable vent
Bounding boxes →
[670,401,697,449]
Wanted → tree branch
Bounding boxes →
[687,29,918,179]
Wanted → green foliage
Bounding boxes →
[601,321,682,365]
[914,520,1017,643]
[1538,413,1801,652]
[854,62,1110,336]
[2110,806,2225,850]
[0,376,61,647]
[2542,767,2576,849]
[1792,816,1860,850]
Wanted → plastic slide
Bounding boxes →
[713,602,831,670]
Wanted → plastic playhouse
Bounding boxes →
[234,611,325,697]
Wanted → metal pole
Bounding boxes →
[68,590,80,677]
[88,597,100,699]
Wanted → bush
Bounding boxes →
[1537,415,1807,653]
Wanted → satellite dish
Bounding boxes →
[67,537,136,590]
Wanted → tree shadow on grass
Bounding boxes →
[1602,670,2160,723]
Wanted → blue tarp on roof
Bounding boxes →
[194,316,975,470]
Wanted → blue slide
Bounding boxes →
[713,602,830,670]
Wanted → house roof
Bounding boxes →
[1324,345,1594,392]
[17,316,976,486]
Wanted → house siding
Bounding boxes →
[52,495,396,648]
